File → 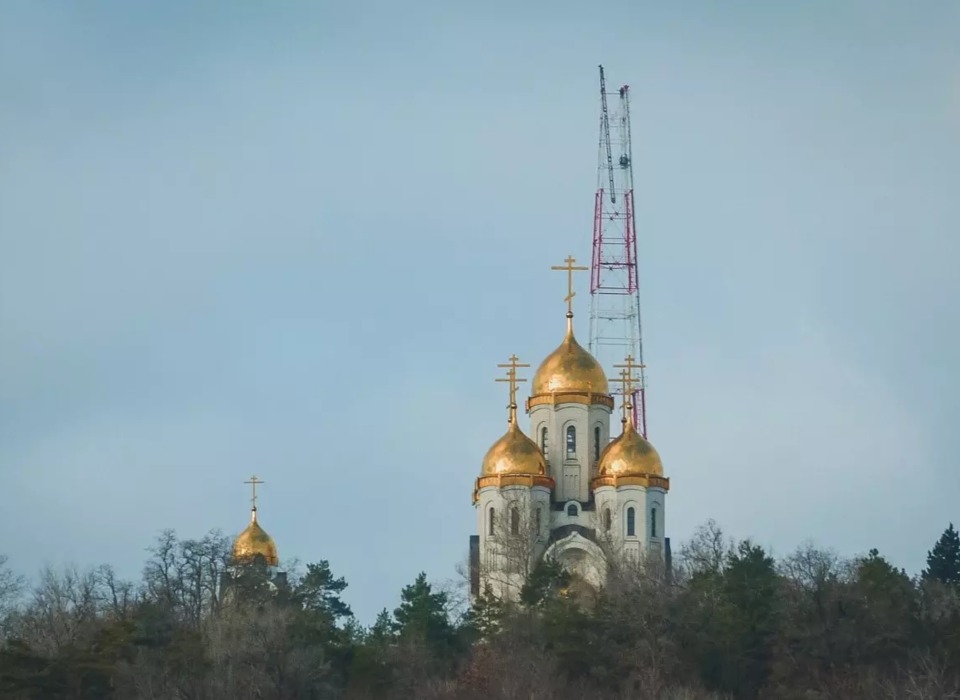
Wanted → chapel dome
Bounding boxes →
[531,319,609,396]
[597,420,663,478]
[480,420,547,477]
[232,510,279,567]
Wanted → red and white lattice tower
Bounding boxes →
[588,65,649,437]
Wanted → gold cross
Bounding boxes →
[551,255,589,316]
[244,475,264,510]
[612,367,636,402]
[614,355,645,394]
[496,354,529,421]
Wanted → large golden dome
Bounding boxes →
[232,510,279,567]
[597,420,663,478]
[481,419,547,476]
[532,317,609,396]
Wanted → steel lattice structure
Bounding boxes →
[588,65,649,437]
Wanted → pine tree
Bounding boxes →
[922,523,960,586]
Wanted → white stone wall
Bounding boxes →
[528,401,612,503]
[476,484,552,601]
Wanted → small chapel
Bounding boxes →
[469,256,670,602]
[223,475,287,599]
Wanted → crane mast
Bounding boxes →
[588,65,648,437]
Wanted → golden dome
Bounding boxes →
[481,418,547,477]
[597,420,663,478]
[532,317,609,396]
[232,509,279,567]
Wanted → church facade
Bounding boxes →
[469,257,670,602]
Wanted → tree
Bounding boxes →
[923,523,960,586]
[291,561,352,623]
[392,573,453,645]
[519,558,570,608]
[0,555,24,642]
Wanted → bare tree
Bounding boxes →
[11,564,105,655]
[677,519,732,579]
[142,528,231,626]
[480,498,545,602]
[0,554,25,640]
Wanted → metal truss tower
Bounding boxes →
[588,65,649,437]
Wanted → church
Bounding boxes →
[469,256,670,602]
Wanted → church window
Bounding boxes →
[488,507,495,536]
[567,503,578,517]
[540,427,548,455]
[510,507,520,535]
[594,426,601,461]
[651,507,658,538]
[536,507,542,535]
[566,426,576,455]
[626,507,636,537]
[603,508,611,531]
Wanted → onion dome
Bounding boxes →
[480,412,547,477]
[597,416,663,478]
[232,508,279,567]
[532,315,609,395]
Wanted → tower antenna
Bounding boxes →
[588,65,649,437]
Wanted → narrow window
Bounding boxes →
[540,426,548,455]
[566,426,576,455]
[510,507,520,535]
[603,508,612,531]
[488,507,495,536]
[651,507,658,538]
[567,503,577,517]
[627,507,636,537]
[594,426,601,462]
[536,507,542,535]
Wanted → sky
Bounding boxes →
[1,0,958,623]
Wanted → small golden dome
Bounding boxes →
[597,420,663,478]
[232,509,279,567]
[532,317,609,396]
[481,419,547,477]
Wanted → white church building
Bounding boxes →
[469,258,670,602]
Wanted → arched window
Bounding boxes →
[540,426,548,455]
[510,507,520,535]
[535,507,542,536]
[651,507,658,538]
[566,425,576,455]
[603,508,612,531]
[488,507,495,536]
[594,426,601,461]
[567,503,578,517]
[626,507,636,537]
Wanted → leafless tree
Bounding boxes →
[142,528,231,626]
[480,498,545,601]
[11,564,105,655]
[677,519,732,579]
[0,554,25,640]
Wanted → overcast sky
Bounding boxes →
[1,1,958,623]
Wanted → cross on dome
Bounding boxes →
[550,255,589,318]
[495,354,530,424]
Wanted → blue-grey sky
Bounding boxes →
[1,1,958,622]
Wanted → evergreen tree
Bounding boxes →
[922,523,960,586]
[520,558,570,608]
[392,572,459,666]
[392,572,452,641]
